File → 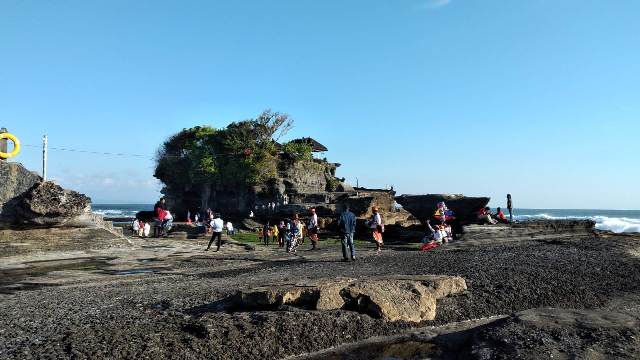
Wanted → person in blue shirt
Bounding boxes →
[337,204,357,261]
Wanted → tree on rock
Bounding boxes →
[154,110,293,210]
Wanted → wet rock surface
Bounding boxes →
[468,306,640,359]
[1,230,640,359]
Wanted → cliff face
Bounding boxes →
[0,161,118,233]
[279,160,337,194]
[163,159,344,217]
[0,161,42,224]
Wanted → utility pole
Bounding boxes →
[0,127,7,162]
[42,135,48,181]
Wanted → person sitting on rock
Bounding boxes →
[442,223,453,242]
[162,211,174,234]
[495,207,509,224]
[132,218,140,236]
[477,207,498,225]
[226,221,235,236]
[143,221,151,238]
[426,220,443,243]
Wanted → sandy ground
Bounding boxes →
[1,231,640,359]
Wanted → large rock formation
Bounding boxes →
[396,194,490,223]
[0,161,121,235]
[227,275,467,323]
[15,181,91,226]
[0,161,42,223]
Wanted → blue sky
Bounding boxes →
[2,0,639,209]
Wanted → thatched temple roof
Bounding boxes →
[290,137,328,152]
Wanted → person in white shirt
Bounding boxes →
[143,222,151,237]
[308,208,320,250]
[132,219,140,236]
[206,213,225,251]
[369,207,384,254]
[226,221,234,235]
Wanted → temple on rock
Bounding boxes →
[156,135,415,226]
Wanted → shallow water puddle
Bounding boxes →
[0,257,169,294]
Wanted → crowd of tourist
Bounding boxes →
[130,193,514,258]
[420,194,514,251]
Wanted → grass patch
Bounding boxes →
[231,232,262,244]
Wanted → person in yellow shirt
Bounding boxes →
[272,223,279,245]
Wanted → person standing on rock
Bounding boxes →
[369,206,384,254]
[277,220,286,247]
[507,194,513,222]
[308,208,320,250]
[287,214,303,254]
[272,222,279,245]
[262,222,271,246]
[338,205,357,261]
[154,197,169,237]
[206,213,225,251]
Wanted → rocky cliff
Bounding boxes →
[0,161,42,224]
[0,161,121,235]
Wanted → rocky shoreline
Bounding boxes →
[1,220,640,359]
[2,161,640,359]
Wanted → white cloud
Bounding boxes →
[101,177,115,186]
[419,0,452,10]
[52,170,162,203]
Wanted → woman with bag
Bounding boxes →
[369,206,384,254]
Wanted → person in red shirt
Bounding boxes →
[495,207,509,224]
[154,197,168,237]
[477,207,498,225]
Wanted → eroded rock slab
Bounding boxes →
[228,275,467,323]
[341,279,437,322]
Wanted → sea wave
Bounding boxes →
[515,214,640,233]
[92,209,140,218]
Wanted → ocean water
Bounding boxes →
[92,204,153,218]
[513,209,640,234]
[91,204,640,234]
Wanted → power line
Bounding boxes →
[21,144,148,158]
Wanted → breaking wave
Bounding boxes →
[515,214,640,233]
[91,204,151,219]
